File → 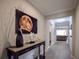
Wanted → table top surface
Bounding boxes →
[8,40,45,52]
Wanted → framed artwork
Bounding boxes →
[16,9,37,34]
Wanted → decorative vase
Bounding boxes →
[16,29,23,47]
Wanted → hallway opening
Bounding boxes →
[46,16,72,59]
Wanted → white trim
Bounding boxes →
[46,10,74,20]
[69,52,75,59]
[72,56,76,59]
[45,7,75,16]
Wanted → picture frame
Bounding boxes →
[15,9,37,34]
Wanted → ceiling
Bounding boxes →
[27,0,77,16]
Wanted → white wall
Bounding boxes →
[50,21,56,46]
[0,0,45,59]
[45,20,56,51]
[74,1,79,59]
[45,20,50,51]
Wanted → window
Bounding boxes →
[56,29,67,36]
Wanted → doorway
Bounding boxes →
[49,16,72,51]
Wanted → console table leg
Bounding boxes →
[6,49,11,59]
[43,42,45,59]
[38,46,40,59]
[7,53,11,59]
[13,55,18,59]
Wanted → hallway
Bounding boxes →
[46,41,72,59]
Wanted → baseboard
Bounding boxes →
[72,56,76,59]
[73,57,76,59]
[34,55,45,59]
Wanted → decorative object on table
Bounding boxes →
[16,28,23,47]
[29,32,35,44]
[15,9,37,34]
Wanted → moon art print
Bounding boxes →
[16,9,37,34]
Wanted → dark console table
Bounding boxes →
[6,40,45,59]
